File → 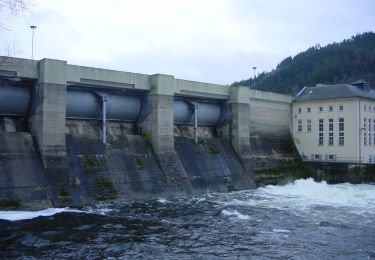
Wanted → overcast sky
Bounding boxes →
[1,0,374,84]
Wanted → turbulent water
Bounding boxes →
[1,178,375,259]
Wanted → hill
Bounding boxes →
[232,32,375,95]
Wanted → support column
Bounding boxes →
[140,74,175,155]
[29,58,69,206]
[229,86,251,158]
[139,74,193,194]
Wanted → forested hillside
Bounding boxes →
[232,32,375,94]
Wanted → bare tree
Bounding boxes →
[0,0,29,59]
[0,0,29,16]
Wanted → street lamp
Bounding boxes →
[252,66,256,89]
[30,25,37,59]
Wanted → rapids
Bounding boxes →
[1,178,374,259]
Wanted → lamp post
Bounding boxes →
[252,66,256,89]
[30,25,37,59]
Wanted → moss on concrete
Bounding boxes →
[93,176,118,201]
[136,157,145,171]
[197,138,220,155]
[58,187,71,204]
[0,199,20,209]
[82,157,100,167]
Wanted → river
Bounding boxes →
[1,178,374,259]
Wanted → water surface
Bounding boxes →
[1,178,374,259]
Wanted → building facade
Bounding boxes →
[292,81,375,164]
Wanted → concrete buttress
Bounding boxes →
[29,58,70,206]
[139,74,193,194]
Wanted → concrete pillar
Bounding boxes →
[139,74,192,194]
[140,74,175,155]
[229,86,251,158]
[29,58,67,169]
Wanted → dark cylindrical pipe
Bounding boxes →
[173,100,222,126]
[0,85,30,116]
[66,90,142,121]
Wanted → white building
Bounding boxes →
[292,80,375,164]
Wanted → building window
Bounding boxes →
[370,119,372,132]
[339,105,343,111]
[314,154,320,160]
[319,107,323,112]
[364,133,367,146]
[364,118,367,146]
[329,132,334,146]
[298,108,301,113]
[298,120,302,132]
[364,105,367,112]
[307,119,311,132]
[328,118,334,146]
[328,154,334,160]
[307,107,311,113]
[339,132,344,146]
[329,118,334,131]
[339,118,344,132]
[329,106,333,112]
[319,119,324,132]
[369,155,372,163]
[339,118,344,146]
[370,119,372,146]
[318,119,324,146]
[319,133,324,145]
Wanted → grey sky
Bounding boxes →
[1,0,374,84]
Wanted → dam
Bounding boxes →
[0,57,293,208]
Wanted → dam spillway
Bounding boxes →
[0,56,293,208]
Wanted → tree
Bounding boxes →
[0,0,29,58]
[0,0,28,17]
[232,32,375,94]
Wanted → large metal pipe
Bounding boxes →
[66,90,142,121]
[0,85,30,116]
[0,85,228,128]
[173,99,222,126]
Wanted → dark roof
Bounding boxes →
[293,82,375,102]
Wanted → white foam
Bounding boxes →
[157,198,170,204]
[257,178,375,210]
[221,209,251,220]
[272,229,291,234]
[0,208,83,221]
[215,178,375,219]
[83,204,115,215]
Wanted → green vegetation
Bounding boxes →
[93,176,118,201]
[136,157,146,171]
[82,157,100,167]
[197,138,220,155]
[82,156,100,174]
[232,32,375,94]
[0,199,20,208]
[58,187,71,204]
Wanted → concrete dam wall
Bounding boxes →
[0,57,293,209]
